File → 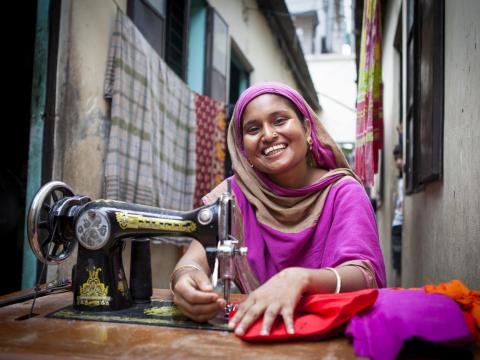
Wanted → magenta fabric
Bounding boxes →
[232,81,338,170]
[345,289,473,360]
[231,176,386,286]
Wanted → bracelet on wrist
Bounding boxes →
[169,264,202,294]
[324,267,342,294]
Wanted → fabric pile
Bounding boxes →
[346,287,474,360]
[231,281,478,360]
[424,279,480,340]
[104,10,225,233]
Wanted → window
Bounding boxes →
[127,0,190,80]
[405,0,444,193]
[204,8,229,103]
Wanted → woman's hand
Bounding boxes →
[172,269,226,322]
[228,267,310,336]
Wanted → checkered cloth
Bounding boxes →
[104,9,196,211]
[104,10,196,245]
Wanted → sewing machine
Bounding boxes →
[27,180,257,316]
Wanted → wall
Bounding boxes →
[209,0,297,88]
[306,53,356,144]
[379,0,480,288]
[51,0,180,288]
[376,0,402,287]
[402,0,480,289]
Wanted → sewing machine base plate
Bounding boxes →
[47,298,230,331]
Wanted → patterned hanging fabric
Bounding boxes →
[104,10,196,210]
[355,0,384,186]
[193,93,226,208]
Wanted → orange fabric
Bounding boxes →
[424,279,480,339]
[230,289,378,341]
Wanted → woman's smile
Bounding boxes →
[262,143,287,156]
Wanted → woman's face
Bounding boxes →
[242,94,309,181]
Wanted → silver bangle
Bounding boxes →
[169,264,202,294]
[324,267,341,294]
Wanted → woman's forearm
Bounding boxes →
[173,240,211,279]
[303,265,368,294]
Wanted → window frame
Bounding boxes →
[404,0,444,194]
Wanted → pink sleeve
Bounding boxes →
[322,178,386,287]
[338,260,379,288]
[201,179,228,205]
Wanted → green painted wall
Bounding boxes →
[22,0,51,289]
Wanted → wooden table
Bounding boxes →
[0,288,358,360]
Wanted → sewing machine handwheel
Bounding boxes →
[28,181,75,264]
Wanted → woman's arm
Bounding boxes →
[228,264,368,336]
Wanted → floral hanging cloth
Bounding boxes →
[193,93,226,208]
[355,0,384,186]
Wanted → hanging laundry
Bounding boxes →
[355,0,384,186]
[193,93,226,208]
[104,9,196,213]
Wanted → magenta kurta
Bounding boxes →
[232,176,386,286]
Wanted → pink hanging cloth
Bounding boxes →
[355,0,384,186]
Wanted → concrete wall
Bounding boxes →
[376,0,402,287]
[402,0,480,289]
[379,0,480,289]
[51,0,180,288]
[209,0,297,87]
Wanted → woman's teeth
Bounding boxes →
[263,144,286,156]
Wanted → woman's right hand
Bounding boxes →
[172,269,226,322]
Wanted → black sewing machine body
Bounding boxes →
[27,181,255,313]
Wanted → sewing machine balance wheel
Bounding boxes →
[27,181,76,264]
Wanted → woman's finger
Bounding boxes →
[228,296,255,329]
[175,276,218,304]
[189,269,214,292]
[234,302,264,336]
[281,307,295,334]
[174,292,224,321]
[260,303,281,336]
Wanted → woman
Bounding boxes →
[170,82,386,336]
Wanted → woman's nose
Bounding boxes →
[262,126,278,141]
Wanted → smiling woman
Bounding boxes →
[170,82,386,337]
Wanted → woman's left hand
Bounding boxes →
[228,267,310,336]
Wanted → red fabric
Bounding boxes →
[230,289,378,341]
[193,93,226,208]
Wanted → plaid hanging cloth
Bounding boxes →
[355,0,384,186]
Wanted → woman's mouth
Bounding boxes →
[262,143,287,156]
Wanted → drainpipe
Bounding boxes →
[22,0,51,289]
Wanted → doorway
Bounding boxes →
[0,1,37,295]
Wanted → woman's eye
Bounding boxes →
[274,118,287,125]
[246,126,260,134]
